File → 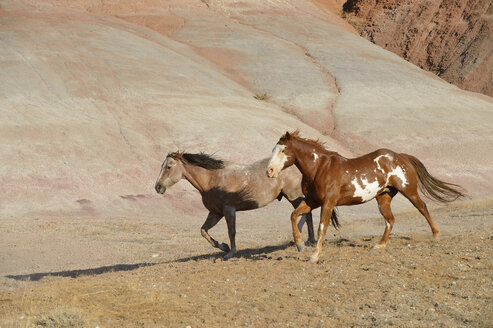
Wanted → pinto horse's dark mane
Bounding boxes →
[167,151,225,170]
[281,130,327,153]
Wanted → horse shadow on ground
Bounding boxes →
[5,242,293,282]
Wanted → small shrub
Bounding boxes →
[254,92,270,100]
[36,310,86,328]
[339,10,366,34]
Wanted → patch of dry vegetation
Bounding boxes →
[1,200,492,327]
[340,10,366,34]
[254,92,270,100]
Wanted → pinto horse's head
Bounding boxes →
[155,152,185,194]
[266,131,297,178]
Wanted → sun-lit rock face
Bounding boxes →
[1,0,492,218]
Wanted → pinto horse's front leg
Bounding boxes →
[291,200,312,252]
[309,202,335,263]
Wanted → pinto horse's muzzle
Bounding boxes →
[155,183,166,194]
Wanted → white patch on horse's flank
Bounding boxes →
[345,170,349,174]
[351,177,382,202]
[387,166,408,187]
[374,155,388,173]
[313,153,319,162]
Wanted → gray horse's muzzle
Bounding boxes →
[155,184,166,194]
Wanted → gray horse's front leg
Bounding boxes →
[201,212,229,252]
[223,206,237,260]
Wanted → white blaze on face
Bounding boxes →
[157,158,172,186]
[157,158,168,180]
[267,144,288,177]
[351,177,381,202]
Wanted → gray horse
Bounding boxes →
[155,151,315,260]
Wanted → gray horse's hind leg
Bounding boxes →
[299,213,316,244]
[223,206,237,260]
[201,212,229,252]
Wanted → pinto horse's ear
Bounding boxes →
[281,130,299,141]
[281,131,291,141]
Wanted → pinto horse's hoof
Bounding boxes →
[218,243,230,252]
[308,254,319,263]
[296,242,305,252]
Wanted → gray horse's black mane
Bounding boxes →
[168,151,225,170]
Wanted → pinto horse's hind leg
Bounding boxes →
[402,189,439,238]
[375,189,397,248]
[396,175,440,238]
[201,212,229,253]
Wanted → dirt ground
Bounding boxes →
[0,199,492,327]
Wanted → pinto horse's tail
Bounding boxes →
[403,154,466,203]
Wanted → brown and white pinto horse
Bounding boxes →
[155,151,316,260]
[266,131,465,262]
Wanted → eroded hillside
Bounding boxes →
[343,0,493,96]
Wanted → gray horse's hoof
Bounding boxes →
[307,239,317,245]
[218,243,230,252]
[296,242,305,252]
[223,251,235,261]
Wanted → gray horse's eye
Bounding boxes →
[167,165,172,169]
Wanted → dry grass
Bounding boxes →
[340,11,366,34]
[254,92,270,100]
[35,309,86,328]
[1,200,491,327]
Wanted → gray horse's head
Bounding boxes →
[155,152,186,194]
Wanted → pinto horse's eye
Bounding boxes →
[281,149,285,153]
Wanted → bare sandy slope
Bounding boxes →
[1,0,493,221]
[0,199,492,327]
